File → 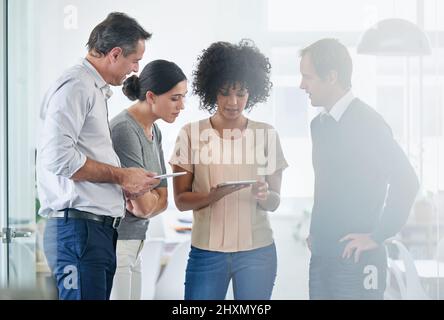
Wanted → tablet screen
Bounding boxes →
[216,180,256,188]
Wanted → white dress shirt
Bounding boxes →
[321,90,355,122]
[37,58,125,218]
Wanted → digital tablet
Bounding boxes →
[153,172,188,180]
[216,180,257,188]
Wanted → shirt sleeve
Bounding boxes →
[38,79,90,178]
[110,122,144,169]
[272,128,289,173]
[169,124,194,173]
[263,124,289,176]
[369,116,420,243]
[154,124,168,188]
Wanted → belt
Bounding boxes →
[48,209,122,229]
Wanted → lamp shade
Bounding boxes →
[357,18,431,56]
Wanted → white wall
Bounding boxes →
[33,0,269,117]
[23,0,444,201]
[31,0,297,203]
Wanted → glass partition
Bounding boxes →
[1,0,443,300]
[0,0,8,289]
[6,0,38,291]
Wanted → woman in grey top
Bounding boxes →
[109,60,187,299]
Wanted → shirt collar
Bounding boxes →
[322,90,354,122]
[81,58,113,100]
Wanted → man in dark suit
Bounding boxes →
[299,38,419,299]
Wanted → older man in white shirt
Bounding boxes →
[37,12,159,300]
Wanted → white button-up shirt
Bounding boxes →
[37,58,125,218]
[321,90,355,122]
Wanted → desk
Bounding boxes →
[159,209,192,244]
[400,223,444,258]
[149,209,191,270]
[393,260,444,279]
[393,259,444,299]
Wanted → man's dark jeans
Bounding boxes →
[309,247,387,300]
[43,216,118,300]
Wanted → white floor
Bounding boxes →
[270,214,310,300]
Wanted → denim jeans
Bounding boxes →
[43,216,118,300]
[184,242,277,300]
[309,247,387,300]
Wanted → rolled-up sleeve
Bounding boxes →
[39,79,90,178]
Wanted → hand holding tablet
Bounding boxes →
[210,180,258,204]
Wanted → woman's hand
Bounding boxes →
[126,198,134,212]
[172,165,257,212]
[125,191,160,219]
[252,181,269,201]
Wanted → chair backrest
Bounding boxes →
[140,238,164,300]
[154,239,191,300]
[385,254,406,299]
[385,239,429,300]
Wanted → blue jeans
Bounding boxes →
[184,243,277,300]
[309,247,387,300]
[43,216,118,300]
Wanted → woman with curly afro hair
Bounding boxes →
[169,40,288,300]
